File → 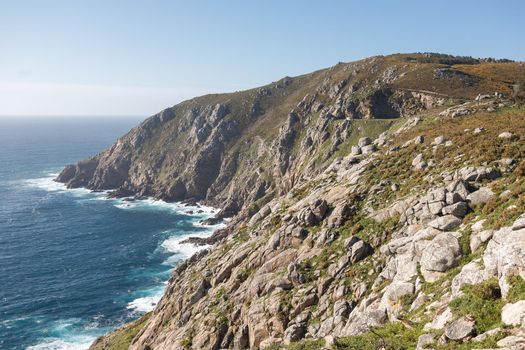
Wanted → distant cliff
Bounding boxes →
[59,53,525,349]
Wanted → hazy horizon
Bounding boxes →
[2,0,524,117]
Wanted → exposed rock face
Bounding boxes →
[80,54,525,350]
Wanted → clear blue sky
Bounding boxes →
[1,0,523,116]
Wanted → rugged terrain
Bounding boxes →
[58,53,525,349]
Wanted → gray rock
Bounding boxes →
[497,335,525,348]
[471,327,501,342]
[451,260,485,296]
[427,215,462,231]
[441,202,468,217]
[416,333,435,350]
[473,127,485,134]
[470,229,493,252]
[361,144,376,154]
[467,187,494,206]
[483,227,525,297]
[444,316,475,340]
[424,307,453,330]
[513,214,525,231]
[432,135,446,145]
[421,232,461,273]
[350,145,361,155]
[501,300,525,327]
[446,180,470,201]
[283,323,306,344]
[458,166,500,182]
[350,240,373,263]
[412,153,427,170]
[358,137,372,147]
[498,131,513,139]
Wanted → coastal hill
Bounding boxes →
[57,53,525,349]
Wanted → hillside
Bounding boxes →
[58,53,525,349]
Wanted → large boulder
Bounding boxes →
[427,215,462,231]
[420,232,461,282]
[451,260,486,296]
[457,166,500,182]
[501,301,525,327]
[467,187,494,206]
[483,226,525,297]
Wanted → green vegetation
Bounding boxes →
[436,332,503,350]
[266,338,325,350]
[90,313,151,350]
[365,106,525,212]
[449,278,503,333]
[507,275,525,303]
[334,322,423,350]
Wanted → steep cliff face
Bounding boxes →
[61,53,525,350]
[57,53,519,218]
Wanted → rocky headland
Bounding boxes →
[57,53,525,350]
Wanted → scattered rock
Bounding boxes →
[501,300,525,327]
[424,307,453,330]
[420,232,461,281]
[416,333,435,350]
[451,260,485,296]
[467,187,494,206]
[361,144,376,154]
[427,215,462,231]
[458,166,500,182]
[497,335,525,349]
[358,137,372,147]
[441,202,468,218]
[432,135,446,145]
[444,316,475,340]
[469,230,493,252]
[513,214,525,231]
[412,153,427,170]
[498,131,513,139]
[473,127,485,134]
[472,327,501,342]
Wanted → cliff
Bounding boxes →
[58,53,525,349]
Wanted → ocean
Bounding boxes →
[0,117,221,349]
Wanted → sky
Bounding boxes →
[0,0,524,117]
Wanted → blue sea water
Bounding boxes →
[0,117,221,350]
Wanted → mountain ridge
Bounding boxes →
[57,53,525,349]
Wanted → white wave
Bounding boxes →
[126,294,162,313]
[126,284,166,313]
[27,318,104,350]
[27,337,94,350]
[24,174,66,192]
[112,197,220,218]
[114,202,137,209]
[23,173,98,198]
